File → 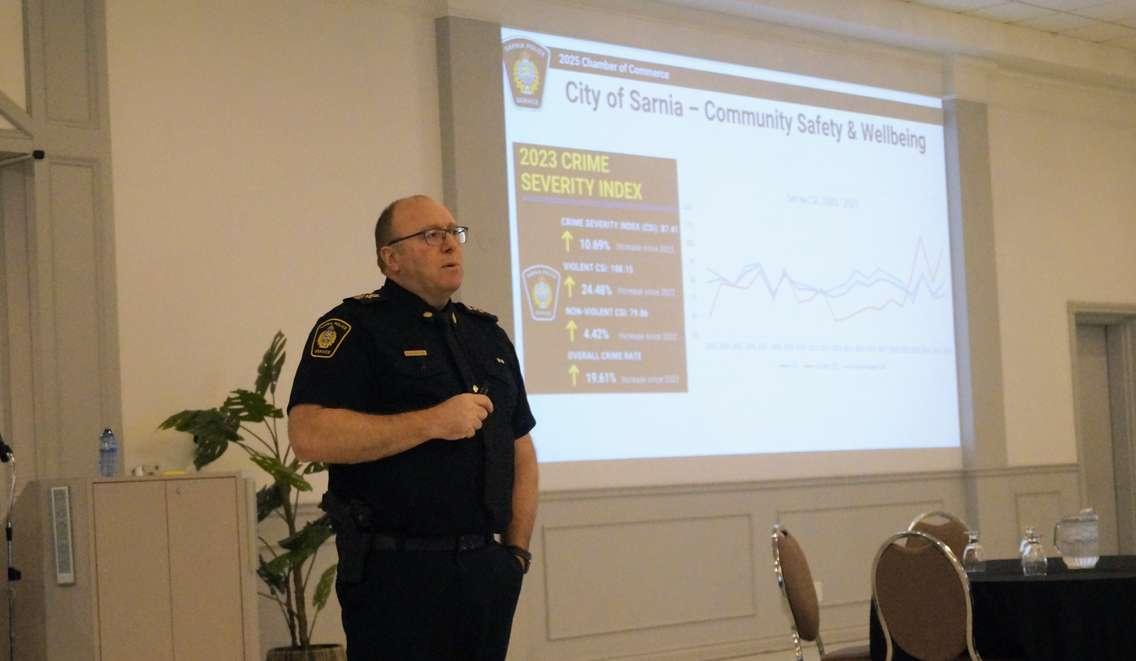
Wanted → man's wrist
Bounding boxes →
[506,545,532,574]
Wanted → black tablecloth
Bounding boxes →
[869,555,1136,660]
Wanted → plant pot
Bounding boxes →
[266,644,346,661]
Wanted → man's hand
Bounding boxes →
[430,393,494,440]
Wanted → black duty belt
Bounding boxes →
[369,532,495,552]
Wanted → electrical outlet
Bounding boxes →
[814,580,823,603]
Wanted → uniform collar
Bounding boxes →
[379,279,456,324]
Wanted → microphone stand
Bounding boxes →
[0,433,16,661]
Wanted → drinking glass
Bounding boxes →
[961,531,986,573]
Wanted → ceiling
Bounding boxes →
[904,0,1136,51]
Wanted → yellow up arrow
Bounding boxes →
[563,276,576,298]
[565,320,577,342]
[561,230,573,252]
[568,364,580,386]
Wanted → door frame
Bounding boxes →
[0,0,121,481]
[1068,302,1136,553]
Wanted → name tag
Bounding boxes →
[403,349,428,357]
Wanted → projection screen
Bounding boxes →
[439,19,964,489]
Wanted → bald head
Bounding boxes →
[375,194,432,274]
[373,195,464,307]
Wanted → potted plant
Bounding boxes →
[160,331,344,661]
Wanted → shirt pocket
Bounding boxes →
[484,357,517,416]
[386,351,454,406]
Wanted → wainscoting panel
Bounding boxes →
[41,0,97,126]
[46,160,106,477]
[1014,491,1063,539]
[966,467,1081,557]
[778,498,942,608]
[275,466,1081,661]
[543,514,755,639]
[513,466,1076,660]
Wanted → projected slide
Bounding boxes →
[513,144,686,394]
[501,28,960,462]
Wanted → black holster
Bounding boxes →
[320,491,372,584]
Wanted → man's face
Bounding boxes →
[382,197,464,307]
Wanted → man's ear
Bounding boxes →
[380,246,398,274]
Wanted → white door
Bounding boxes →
[1075,324,1119,555]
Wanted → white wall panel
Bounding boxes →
[544,515,755,639]
[42,0,95,125]
[0,0,26,111]
[46,161,104,476]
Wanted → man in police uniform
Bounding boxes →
[288,195,538,660]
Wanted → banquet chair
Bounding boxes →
[872,530,980,661]
[770,524,872,661]
[908,510,970,559]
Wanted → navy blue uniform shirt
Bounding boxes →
[288,279,535,535]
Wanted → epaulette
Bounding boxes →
[343,290,385,304]
[455,301,498,322]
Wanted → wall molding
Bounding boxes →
[543,463,1078,501]
[285,464,1080,659]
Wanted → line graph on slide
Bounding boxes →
[705,238,949,322]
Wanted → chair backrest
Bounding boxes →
[771,524,822,657]
[872,530,978,661]
[908,510,970,559]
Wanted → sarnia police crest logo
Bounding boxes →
[522,265,560,321]
[310,318,352,358]
[502,38,550,109]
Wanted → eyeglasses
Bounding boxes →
[385,226,469,247]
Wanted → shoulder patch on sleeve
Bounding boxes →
[310,318,352,358]
[455,301,498,322]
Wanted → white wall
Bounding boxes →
[106,0,443,473]
[101,0,1136,656]
[105,0,1136,479]
[985,73,1136,465]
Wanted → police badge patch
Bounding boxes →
[310,318,351,358]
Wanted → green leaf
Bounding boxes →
[279,515,333,553]
[313,564,338,611]
[255,484,286,523]
[250,454,311,492]
[255,331,287,397]
[159,408,240,438]
[302,462,328,475]
[221,389,282,423]
[262,519,333,596]
[193,433,230,469]
[158,409,240,469]
[258,553,292,592]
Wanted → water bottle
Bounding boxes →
[1021,528,1047,576]
[98,427,119,478]
[961,530,986,573]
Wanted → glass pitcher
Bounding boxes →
[1053,508,1099,569]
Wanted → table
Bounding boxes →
[869,555,1136,660]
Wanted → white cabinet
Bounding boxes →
[8,474,259,660]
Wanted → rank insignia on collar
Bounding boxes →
[346,291,384,303]
[456,302,498,322]
[310,318,351,358]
